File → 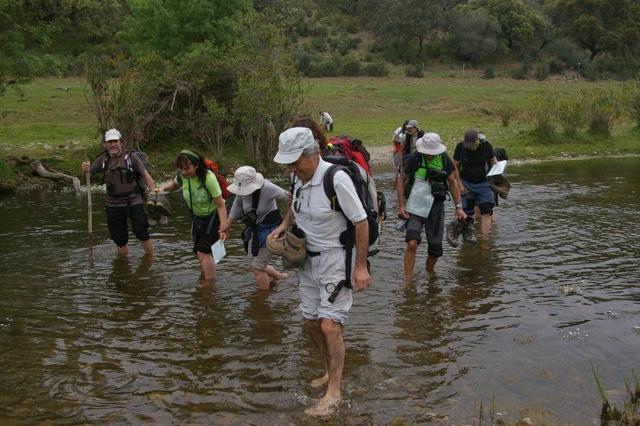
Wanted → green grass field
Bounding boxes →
[1,75,639,178]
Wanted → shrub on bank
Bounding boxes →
[497,104,516,127]
[363,61,389,77]
[557,94,586,136]
[405,64,424,78]
[585,88,624,136]
[530,93,558,141]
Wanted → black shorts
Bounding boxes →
[191,213,220,254]
[404,201,445,257]
[106,204,150,247]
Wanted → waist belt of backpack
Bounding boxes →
[328,222,354,304]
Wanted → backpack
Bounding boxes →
[100,150,150,197]
[322,155,380,247]
[326,136,372,175]
[176,158,232,200]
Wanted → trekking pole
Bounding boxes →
[86,170,92,236]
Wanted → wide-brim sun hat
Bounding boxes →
[227,165,264,196]
[274,127,316,164]
[416,132,446,155]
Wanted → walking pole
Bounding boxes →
[86,170,93,236]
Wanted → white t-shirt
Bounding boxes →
[321,112,333,125]
[393,126,406,143]
[292,158,367,251]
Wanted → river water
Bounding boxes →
[1,158,639,424]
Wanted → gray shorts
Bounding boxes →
[249,246,272,271]
[298,248,353,324]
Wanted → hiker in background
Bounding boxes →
[395,119,424,215]
[156,150,228,282]
[219,166,290,290]
[453,129,498,238]
[392,120,409,171]
[291,115,329,154]
[81,128,155,256]
[397,133,465,280]
[270,127,371,417]
[319,111,334,132]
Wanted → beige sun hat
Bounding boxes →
[227,166,264,196]
[416,132,446,155]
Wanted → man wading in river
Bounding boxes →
[81,129,155,256]
[270,127,371,417]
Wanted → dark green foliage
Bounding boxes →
[510,64,529,80]
[405,64,424,78]
[448,9,501,64]
[585,88,624,136]
[119,0,251,59]
[530,93,558,141]
[363,62,389,77]
[546,37,589,70]
[342,59,361,76]
[534,62,549,81]
[483,67,495,79]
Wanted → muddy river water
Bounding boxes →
[1,157,639,424]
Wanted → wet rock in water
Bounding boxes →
[515,417,534,425]
[389,416,405,426]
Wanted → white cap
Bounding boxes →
[274,127,316,164]
[416,132,446,155]
[406,120,419,128]
[227,166,265,196]
[104,128,122,142]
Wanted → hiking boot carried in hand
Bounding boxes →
[266,230,306,262]
[461,218,477,244]
[146,192,171,221]
[446,220,463,247]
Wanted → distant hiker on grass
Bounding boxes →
[81,128,155,256]
[453,129,498,238]
[319,111,334,132]
[156,150,228,283]
[218,166,289,290]
[397,133,465,280]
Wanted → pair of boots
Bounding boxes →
[146,192,171,225]
[446,217,477,247]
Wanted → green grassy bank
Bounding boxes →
[1,76,639,190]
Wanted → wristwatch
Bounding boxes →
[455,203,463,209]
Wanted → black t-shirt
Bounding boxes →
[453,141,494,183]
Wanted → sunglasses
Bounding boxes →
[293,186,303,213]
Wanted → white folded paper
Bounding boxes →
[211,240,226,264]
[486,160,507,177]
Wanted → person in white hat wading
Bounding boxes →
[397,132,466,280]
[270,127,371,417]
[219,166,290,290]
[81,128,155,256]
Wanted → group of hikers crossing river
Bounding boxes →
[81,113,509,417]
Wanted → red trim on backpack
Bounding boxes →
[203,158,232,199]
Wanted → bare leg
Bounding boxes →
[265,265,288,281]
[404,240,418,282]
[305,319,344,417]
[197,252,216,280]
[479,213,493,235]
[141,239,153,256]
[117,244,129,256]
[304,319,329,388]
[254,270,271,291]
[426,255,438,273]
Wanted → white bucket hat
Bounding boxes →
[104,128,122,142]
[228,166,264,196]
[416,132,446,155]
[273,127,316,164]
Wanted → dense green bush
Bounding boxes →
[510,63,530,80]
[546,38,589,70]
[483,67,495,79]
[534,62,550,81]
[363,61,389,77]
[342,59,361,76]
[497,104,516,127]
[405,64,424,78]
[623,82,640,127]
[584,88,624,135]
[307,57,341,77]
[530,94,558,140]
[557,94,586,136]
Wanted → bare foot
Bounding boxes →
[309,373,328,388]
[304,395,341,417]
[275,271,288,280]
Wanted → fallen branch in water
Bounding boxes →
[30,160,81,193]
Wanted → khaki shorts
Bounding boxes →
[249,246,272,271]
[298,248,353,324]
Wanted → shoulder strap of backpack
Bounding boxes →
[323,164,344,213]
